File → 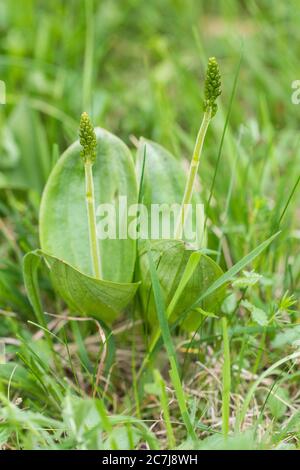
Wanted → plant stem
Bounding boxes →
[85,161,102,278]
[175,109,211,239]
[82,0,94,113]
[222,315,231,438]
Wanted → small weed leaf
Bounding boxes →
[242,300,268,326]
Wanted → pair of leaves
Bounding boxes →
[24,126,279,332]
[25,127,223,328]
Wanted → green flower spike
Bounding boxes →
[79,111,97,164]
[203,57,221,118]
[79,112,102,279]
[175,56,221,240]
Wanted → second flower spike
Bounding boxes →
[203,57,222,118]
[79,112,97,164]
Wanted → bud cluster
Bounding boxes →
[203,57,221,118]
[79,112,97,163]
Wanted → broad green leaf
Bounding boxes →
[42,251,140,324]
[166,251,202,317]
[23,250,139,324]
[138,239,225,331]
[40,127,138,283]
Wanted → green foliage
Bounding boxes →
[0,0,299,452]
[203,57,222,117]
[138,239,225,331]
[39,127,138,282]
[24,250,140,324]
[267,387,290,420]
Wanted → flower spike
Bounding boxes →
[203,57,221,118]
[79,112,97,164]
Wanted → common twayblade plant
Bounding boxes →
[21,56,281,440]
[23,55,279,337]
[23,58,227,332]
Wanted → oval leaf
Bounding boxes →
[40,127,138,283]
[136,138,186,206]
[41,251,140,324]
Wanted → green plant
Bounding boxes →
[1,1,299,450]
[24,59,228,332]
[20,58,284,446]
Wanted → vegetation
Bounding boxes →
[0,0,299,450]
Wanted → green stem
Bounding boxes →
[175,109,211,239]
[222,315,231,438]
[82,0,94,113]
[85,161,102,278]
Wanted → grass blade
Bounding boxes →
[221,316,231,438]
[154,369,176,449]
[185,231,280,312]
[237,351,300,430]
[147,246,197,441]
[139,232,280,380]
[278,173,300,225]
